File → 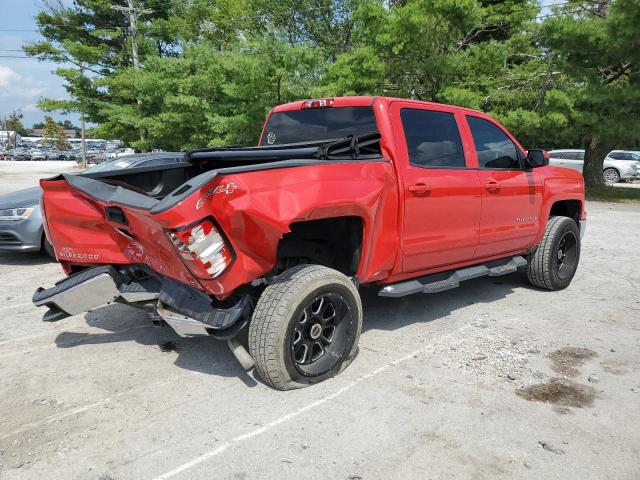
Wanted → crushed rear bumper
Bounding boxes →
[32,265,251,338]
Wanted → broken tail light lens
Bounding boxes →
[168,219,232,278]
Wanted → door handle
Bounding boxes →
[408,184,432,196]
[484,180,501,192]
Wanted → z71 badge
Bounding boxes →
[196,182,238,210]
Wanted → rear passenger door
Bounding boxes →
[465,115,543,258]
[391,102,482,273]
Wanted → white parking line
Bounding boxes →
[151,331,455,480]
[0,377,174,441]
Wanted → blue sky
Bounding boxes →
[0,0,78,127]
[1,0,563,129]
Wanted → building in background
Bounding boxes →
[0,131,22,146]
[31,128,77,138]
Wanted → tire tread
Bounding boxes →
[248,265,361,390]
[527,216,578,290]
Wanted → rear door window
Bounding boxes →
[400,109,465,168]
[467,116,521,170]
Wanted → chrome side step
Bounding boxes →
[378,256,527,298]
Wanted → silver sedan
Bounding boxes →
[0,152,185,256]
[0,186,52,254]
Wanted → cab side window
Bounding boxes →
[400,109,466,168]
[467,116,521,170]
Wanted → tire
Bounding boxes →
[527,216,580,291]
[248,265,362,390]
[603,168,620,184]
[42,235,55,258]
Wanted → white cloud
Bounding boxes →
[0,65,22,89]
[0,64,45,99]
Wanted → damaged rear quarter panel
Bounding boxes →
[154,161,399,297]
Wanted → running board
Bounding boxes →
[378,256,527,298]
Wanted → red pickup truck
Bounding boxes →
[33,96,586,390]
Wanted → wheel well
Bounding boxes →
[275,217,363,277]
[549,200,581,223]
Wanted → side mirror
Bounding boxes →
[526,149,548,168]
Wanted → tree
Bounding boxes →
[97,39,322,150]
[42,116,71,150]
[317,0,539,99]
[24,0,175,148]
[541,0,640,186]
[4,111,31,136]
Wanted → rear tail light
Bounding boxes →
[168,219,232,278]
[302,98,334,109]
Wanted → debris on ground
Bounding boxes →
[538,441,565,455]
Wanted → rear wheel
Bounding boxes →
[527,216,580,291]
[248,265,362,390]
[603,168,620,184]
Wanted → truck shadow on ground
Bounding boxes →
[53,272,530,386]
[360,271,530,333]
[54,303,258,387]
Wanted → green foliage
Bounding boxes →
[3,111,31,136]
[42,116,70,150]
[25,0,640,177]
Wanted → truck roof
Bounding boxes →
[271,96,487,117]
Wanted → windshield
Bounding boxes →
[261,107,378,146]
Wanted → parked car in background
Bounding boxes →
[0,152,185,256]
[548,149,640,183]
[602,150,640,183]
[30,150,48,161]
[548,149,584,172]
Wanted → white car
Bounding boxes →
[548,149,640,183]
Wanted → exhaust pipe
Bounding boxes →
[227,338,256,371]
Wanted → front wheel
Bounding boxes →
[248,265,362,390]
[527,216,580,291]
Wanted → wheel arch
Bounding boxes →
[548,199,582,224]
[274,216,365,278]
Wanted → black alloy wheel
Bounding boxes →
[289,293,354,377]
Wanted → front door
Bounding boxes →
[391,103,482,273]
[464,115,542,258]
